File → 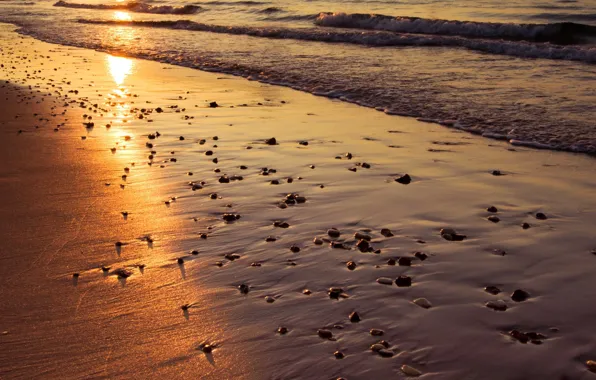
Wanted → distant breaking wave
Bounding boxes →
[54,1,201,15]
[77,19,596,63]
[315,12,596,45]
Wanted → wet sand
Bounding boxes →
[1,23,596,379]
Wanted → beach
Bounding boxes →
[1,23,596,379]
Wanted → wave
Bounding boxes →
[53,1,201,15]
[77,19,596,64]
[315,12,596,45]
[525,13,596,23]
[201,1,269,5]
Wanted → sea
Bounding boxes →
[1,0,595,153]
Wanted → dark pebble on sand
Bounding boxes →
[330,242,347,249]
[274,221,290,228]
[265,137,277,145]
[535,212,547,220]
[487,206,498,213]
[327,228,341,238]
[278,326,288,335]
[398,257,412,266]
[370,329,384,336]
[395,174,411,184]
[210,193,218,199]
[348,167,357,172]
[356,239,370,252]
[209,101,219,108]
[290,245,300,253]
[72,273,79,278]
[205,150,213,156]
[299,141,308,146]
[346,261,356,270]
[177,258,184,265]
[380,228,394,237]
[522,222,531,229]
[271,180,280,185]
[387,258,396,265]
[238,284,249,294]
[218,176,230,183]
[395,275,412,287]
[349,311,361,323]
[509,330,529,344]
[511,289,530,302]
[334,351,345,359]
[191,250,199,255]
[222,213,240,222]
[328,288,343,299]
[266,236,277,242]
[487,215,500,223]
[484,286,501,295]
[318,329,333,339]
[414,252,428,261]
[179,136,185,141]
[492,170,504,176]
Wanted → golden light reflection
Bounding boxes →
[106,55,133,86]
[113,11,132,21]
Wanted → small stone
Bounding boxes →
[327,228,341,238]
[440,228,466,241]
[535,212,547,220]
[401,365,422,377]
[370,344,385,352]
[265,236,277,242]
[190,250,199,255]
[328,287,343,299]
[398,257,412,266]
[354,232,371,241]
[290,245,300,253]
[485,300,507,311]
[225,253,241,261]
[177,258,184,265]
[511,289,530,302]
[413,298,432,309]
[277,326,288,335]
[218,176,230,183]
[356,239,370,252]
[377,277,393,285]
[491,170,504,176]
[330,242,347,249]
[484,286,501,295]
[487,206,498,213]
[209,101,219,108]
[522,222,531,229]
[414,252,428,261]
[370,329,384,336]
[395,174,411,184]
[317,329,333,339]
[378,349,394,358]
[274,221,290,228]
[380,228,394,237]
[238,284,249,294]
[509,330,529,343]
[487,215,500,223]
[349,311,360,323]
[586,360,596,373]
[302,289,312,295]
[72,273,79,279]
[179,136,185,141]
[201,344,213,353]
[299,141,308,146]
[222,213,240,222]
[387,258,396,265]
[265,137,277,145]
[395,275,412,287]
[346,261,357,270]
[265,296,275,303]
[313,237,323,245]
[334,351,345,359]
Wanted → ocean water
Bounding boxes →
[1,0,596,153]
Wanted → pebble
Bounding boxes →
[387,258,396,265]
[370,344,385,352]
[277,326,288,335]
[487,206,498,213]
[113,268,132,278]
[334,351,345,359]
[377,277,393,285]
[395,174,412,184]
[222,213,240,222]
[487,215,500,223]
[509,330,529,344]
[522,222,531,229]
[72,273,79,279]
[380,228,394,237]
[209,101,219,108]
[265,296,275,303]
[401,365,422,377]
[491,170,504,176]
[396,275,412,287]
[346,261,357,270]
[511,289,530,302]
[413,298,432,309]
[484,286,501,295]
[265,236,277,242]
[378,349,394,358]
[398,257,412,266]
[485,300,507,311]
[330,242,348,250]
[535,212,548,220]
[328,287,344,299]
[265,137,277,145]
[440,228,466,241]
[586,360,596,372]
[349,311,361,323]
[302,289,312,295]
[356,239,370,252]
[177,258,184,265]
[218,176,230,183]
[370,329,384,336]
[317,329,333,339]
[274,221,290,228]
[313,237,323,245]
[414,252,428,261]
[327,228,341,238]
[225,253,241,261]
[290,245,300,253]
[354,232,371,241]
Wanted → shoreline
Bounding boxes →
[5,21,596,157]
[1,23,596,379]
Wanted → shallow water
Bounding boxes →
[0,0,595,153]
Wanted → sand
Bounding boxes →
[1,23,596,379]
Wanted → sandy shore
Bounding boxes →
[1,23,596,379]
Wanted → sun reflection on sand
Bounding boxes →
[107,55,133,86]
[113,11,132,21]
